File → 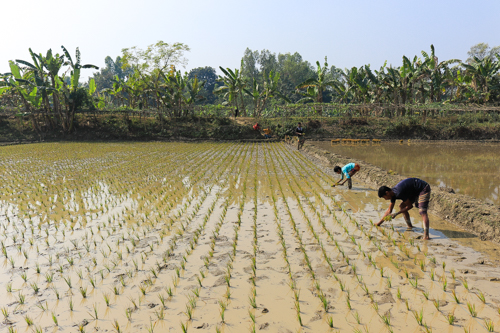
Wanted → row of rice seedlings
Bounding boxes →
[266,143,339,328]
[170,144,253,331]
[179,143,254,330]
[262,144,305,330]
[112,144,244,331]
[248,144,259,332]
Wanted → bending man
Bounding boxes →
[376,178,431,240]
[333,163,361,189]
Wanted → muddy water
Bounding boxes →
[0,142,499,332]
[310,140,500,205]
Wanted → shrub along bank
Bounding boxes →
[1,113,500,143]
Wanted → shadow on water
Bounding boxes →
[432,228,477,239]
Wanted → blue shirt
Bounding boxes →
[391,178,429,203]
[341,163,356,180]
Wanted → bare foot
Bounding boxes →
[406,226,413,231]
[423,235,430,240]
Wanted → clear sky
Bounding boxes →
[2,0,500,80]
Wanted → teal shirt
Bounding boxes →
[341,163,356,180]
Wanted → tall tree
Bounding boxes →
[241,48,260,82]
[467,43,500,64]
[187,66,217,104]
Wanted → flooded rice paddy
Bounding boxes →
[310,140,500,205]
[0,142,499,332]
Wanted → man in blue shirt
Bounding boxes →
[376,178,431,240]
[333,163,361,189]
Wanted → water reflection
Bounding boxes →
[312,141,500,205]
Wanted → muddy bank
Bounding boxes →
[300,142,500,244]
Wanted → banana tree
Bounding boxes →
[244,70,289,117]
[214,61,247,115]
[296,57,336,114]
[59,46,99,132]
[5,62,43,134]
[461,55,500,103]
[421,45,460,102]
[185,76,206,105]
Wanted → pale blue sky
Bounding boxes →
[2,0,499,80]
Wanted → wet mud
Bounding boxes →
[0,142,499,332]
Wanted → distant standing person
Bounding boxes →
[253,123,261,131]
[234,107,239,118]
[333,163,361,189]
[376,178,431,240]
[296,122,305,150]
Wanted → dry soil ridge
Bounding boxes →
[299,142,500,244]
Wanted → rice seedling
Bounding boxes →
[409,277,418,289]
[103,293,110,306]
[63,275,72,288]
[413,309,424,325]
[112,319,121,333]
[51,312,58,326]
[139,283,147,295]
[24,315,34,326]
[380,313,391,327]
[30,282,40,294]
[485,319,494,332]
[433,299,440,311]
[1,307,9,319]
[466,301,477,317]
[353,311,361,324]
[80,286,88,298]
[447,312,455,325]
[17,292,25,304]
[180,321,188,333]
[477,291,486,303]
[249,310,256,323]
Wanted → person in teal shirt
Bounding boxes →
[333,163,361,189]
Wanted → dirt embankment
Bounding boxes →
[300,142,500,244]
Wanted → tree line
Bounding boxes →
[1,42,500,134]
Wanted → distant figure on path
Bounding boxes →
[253,123,261,131]
[234,107,239,118]
[376,178,431,240]
[333,163,361,189]
[296,122,305,150]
